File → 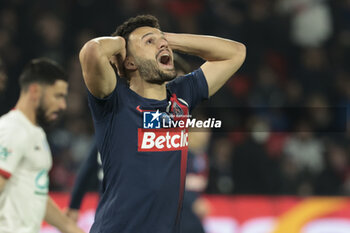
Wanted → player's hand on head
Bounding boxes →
[116,52,126,77]
[110,38,126,77]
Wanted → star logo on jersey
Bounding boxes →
[0,145,12,161]
[143,110,162,129]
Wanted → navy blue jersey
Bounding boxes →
[87,68,208,233]
[69,141,101,210]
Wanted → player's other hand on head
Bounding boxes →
[110,38,126,77]
[65,208,79,223]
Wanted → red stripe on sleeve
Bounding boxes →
[0,168,11,179]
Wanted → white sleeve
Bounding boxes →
[0,126,27,178]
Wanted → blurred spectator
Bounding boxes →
[295,47,332,98]
[282,120,324,195]
[34,13,65,63]
[249,63,285,107]
[277,0,333,47]
[231,118,282,194]
[284,79,304,106]
[0,58,7,96]
[0,7,21,66]
[207,136,234,194]
[305,93,333,133]
[315,140,350,195]
[283,120,324,174]
[206,0,245,39]
[0,58,8,116]
[165,0,204,33]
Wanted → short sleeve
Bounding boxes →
[87,85,119,123]
[167,68,209,111]
[0,127,26,178]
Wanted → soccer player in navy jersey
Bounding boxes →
[79,15,245,233]
[66,54,191,223]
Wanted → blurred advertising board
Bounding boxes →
[40,193,350,233]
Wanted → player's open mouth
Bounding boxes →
[157,50,173,69]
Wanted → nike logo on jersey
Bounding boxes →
[136,105,143,112]
[136,105,154,113]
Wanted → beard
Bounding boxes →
[134,56,177,85]
[36,97,62,130]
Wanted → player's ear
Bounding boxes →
[124,56,137,71]
[27,83,43,102]
[28,83,40,95]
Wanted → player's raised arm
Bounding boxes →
[79,36,126,98]
[165,33,246,97]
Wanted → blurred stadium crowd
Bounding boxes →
[1,0,350,197]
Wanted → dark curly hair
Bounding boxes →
[112,15,160,45]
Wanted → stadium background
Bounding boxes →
[1,0,350,232]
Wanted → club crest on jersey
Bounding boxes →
[172,101,184,116]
